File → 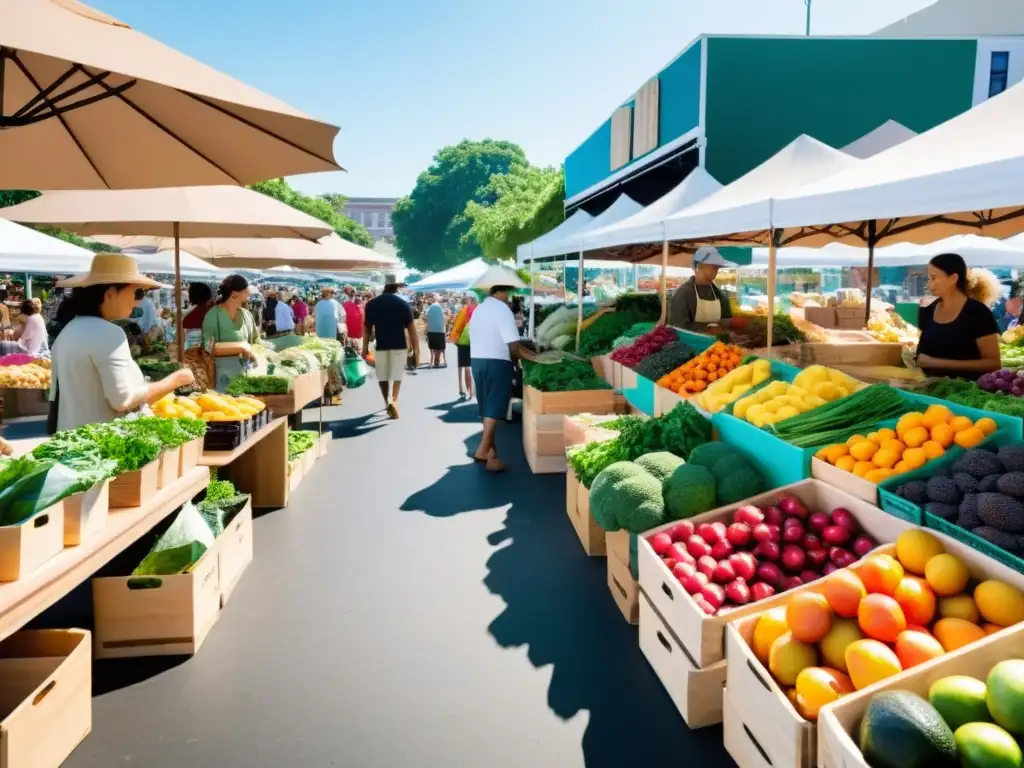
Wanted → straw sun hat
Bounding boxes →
[57,253,168,290]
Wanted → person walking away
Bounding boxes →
[315,286,345,340]
[469,282,536,472]
[274,293,296,335]
[668,247,735,329]
[261,291,280,336]
[425,294,447,367]
[363,274,417,419]
[343,293,365,352]
[449,294,476,399]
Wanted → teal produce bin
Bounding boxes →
[673,328,717,353]
[623,374,656,416]
[900,391,1023,441]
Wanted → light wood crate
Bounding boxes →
[637,479,912,669]
[639,592,726,728]
[0,629,92,768]
[566,471,605,556]
[92,547,221,659]
[109,461,159,509]
[63,480,110,547]
[156,446,181,491]
[725,529,1024,768]
[0,503,65,583]
[607,548,638,625]
[523,385,616,416]
[217,499,254,607]
[178,438,203,477]
[523,409,565,456]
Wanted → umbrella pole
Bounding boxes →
[767,235,777,355]
[864,219,877,326]
[575,250,584,353]
[659,240,668,326]
[174,222,184,364]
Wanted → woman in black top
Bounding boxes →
[916,253,1001,379]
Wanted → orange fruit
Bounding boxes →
[794,667,854,721]
[894,630,945,669]
[902,427,930,449]
[786,592,833,644]
[845,639,903,691]
[752,607,790,664]
[896,412,925,439]
[823,570,867,618]
[865,469,893,484]
[925,553,969,597]
[922,440,945,459]
[858,593,907,642]
[881,439,907,455]
[893,576,937,625]
[983,623,1006,635]
[976,417,998,435]
[874,428,897,443]
[949,415,973,433]
[853,461,875,478]
[850,440,879,461]
[893,461,911,474]
[901,447,927,471]
[872,449,900,469]
[835,455,857,473]
[933,617,987,652]
[954,427,985,449]
[859,554,904,596]
[846,434,867,446]
[922,404,953,428]
[930,423,955,448]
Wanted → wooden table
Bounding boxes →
[0,466,209,644]
[200,416,289,508]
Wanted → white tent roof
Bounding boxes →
[517,195,642,264]
[137,249,221,277]
[773,81,1024,245]
[406,257,492,292]
[0,218,95,273]
[749,234,1024,268]
[841,120,917,159]
[662,135,860,245]
[515,209,593,264]
[580,168,723,253]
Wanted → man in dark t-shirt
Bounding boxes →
[363,275,418,419]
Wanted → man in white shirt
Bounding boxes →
[468,284,535,472]
[136,291,160,334]
[274,294,296,334]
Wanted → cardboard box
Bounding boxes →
[108,460,159,509]
[63,480,110,547]
[566,472,604,556]
[217,499,254,607]
[92,547,221,659]
[179,438,203,477]
[156,446,181,491]
[523,386,616,416]
[639,593,726,728]
[607,549,638,625]
[0,629,92,767]
[0,502,65,583]
[803,307,837,328]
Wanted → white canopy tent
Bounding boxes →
[557,194,642,254]
[840,120,917,160]
[750,233,1024,268]
[134,249,221,277]
[515,209,593,264]
[406,257,492,293]
[0,218,95,273]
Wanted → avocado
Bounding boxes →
[929,675,991,732]
[954,722,1022,768]
[925,502,959,521]
[987,660,1024,735]
[978,494,1024,533]
[902,480,928,504]
[955,472,982,494]
[999,472,1024,499]
[927,476,962,505]
[859,691,957,768]
[999,445,1024,473]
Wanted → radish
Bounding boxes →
[829,547,857,568]
[781,545,806,572]
[712,560,736,584]
[734,505,764,527]
[755,540,781,562]
[649,532,673,556]
[725,580,751,605]
[669,521,695,542]
[750,582,776,601]
[851,535,876,558]
[830,508,860,533]
[727,522,752,547]
[762,505,785,526]
[710,540,733,560]
[778,495,809,519]
[808,511,831,533]
[756,561,784,586]
[822,525,851,546]
[802,533,824,552]
[687,535,711,559]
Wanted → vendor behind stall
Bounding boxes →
[49,254,194,432]
[915,253,1001,379]
[203,274,260,392]
[668,247,734,329]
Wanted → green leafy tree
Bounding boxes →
[391,139,527,272]
[465,165,565,262]
[248,179,373,248]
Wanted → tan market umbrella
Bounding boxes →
[0,0,342,189]
[0,186,334,358]
[98,233,400,271]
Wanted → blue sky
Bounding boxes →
[92,0,934,199]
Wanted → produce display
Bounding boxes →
[288,430,318,462]
[0,360,50,389]
[611,322,656,350]
[815,406,997,485]
[156,392,266,422]
[227,374,292,395]
[920,378,1024,420]
[978,367,1024,396]
[297,335,343,369]
[578,311,655,357]
[692,358,772,414]
[768,384,913,448]
[746,529,1023,721]
[136,356,182,381]
[646,492,878,617]
[857,661,1024,768]
[0,456,110,526]
[609,326,678,368]
[522,357,610,393]
[614,292,662,316]
[657,341,746,395]
[731,313,807,348]
[891,444,1024,556]
[632,343,695,382]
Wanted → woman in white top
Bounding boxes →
[13,300,47,355]
[49,254,194,432]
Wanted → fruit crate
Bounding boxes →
[637,479,912,670]
[818,622,1024,768]
[566,470,605,556]
[724,528,1024,768]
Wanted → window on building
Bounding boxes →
[384,212,391,230]
[990,51,1010,98]
[373,212,382,229]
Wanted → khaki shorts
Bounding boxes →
[374,349,407,382]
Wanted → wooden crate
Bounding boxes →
[591,354,615,385]
[0,388,49,419]
[253,370,326,415]
[0,503,65,583]
[566,472,605,556]
[607,548,638,625]
[63,480,110,547]
[0,629,92,768]
[606,529,630,570]
[802,307,837,328]
[523,409,565,456]
[811,457,879,504]
[156,446,181,491]
[178,438,203,477]
[724,688,776,768]
[725,529,1024,768]
[217,499,254,607]
[639,592,726,728]
[799,341,904,367]
[637,480,912,669]
[654,384,690,416]
[818,623,1024,768]
[562,414,622,450]
[92,547,221,659]
[109,461,159,509]
[523,386,616,416]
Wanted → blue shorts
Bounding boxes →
[471,358,514,420]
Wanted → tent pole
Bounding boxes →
[659,240,669,326]
[174,222,184,364]
[864,219,877,326]
[528,257,536,339]
[575,250,584,352]
[767,234,777,355]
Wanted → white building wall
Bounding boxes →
[972,38,1024,104]
[875,0,1024,37]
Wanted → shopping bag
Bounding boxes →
[343,347,368,389]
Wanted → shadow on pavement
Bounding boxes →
[401,418,724,767]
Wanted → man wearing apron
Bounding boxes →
[668,247,735,329]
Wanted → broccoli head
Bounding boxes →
[686,442,739,470]
[634,452,685,482]
[716,465,766,506]
[589,461,666,534]
[663,464,717,520]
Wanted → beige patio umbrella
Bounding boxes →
[0,186,334,358]
[0,0,342,189]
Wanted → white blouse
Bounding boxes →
[50,316,149,431]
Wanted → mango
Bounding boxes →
[845,639,903,690]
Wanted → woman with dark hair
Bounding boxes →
[202,274,259,391]
[13,299,47,355]
[49,254,194,431]
[182,282,214,330]
[916,253,1001,378]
